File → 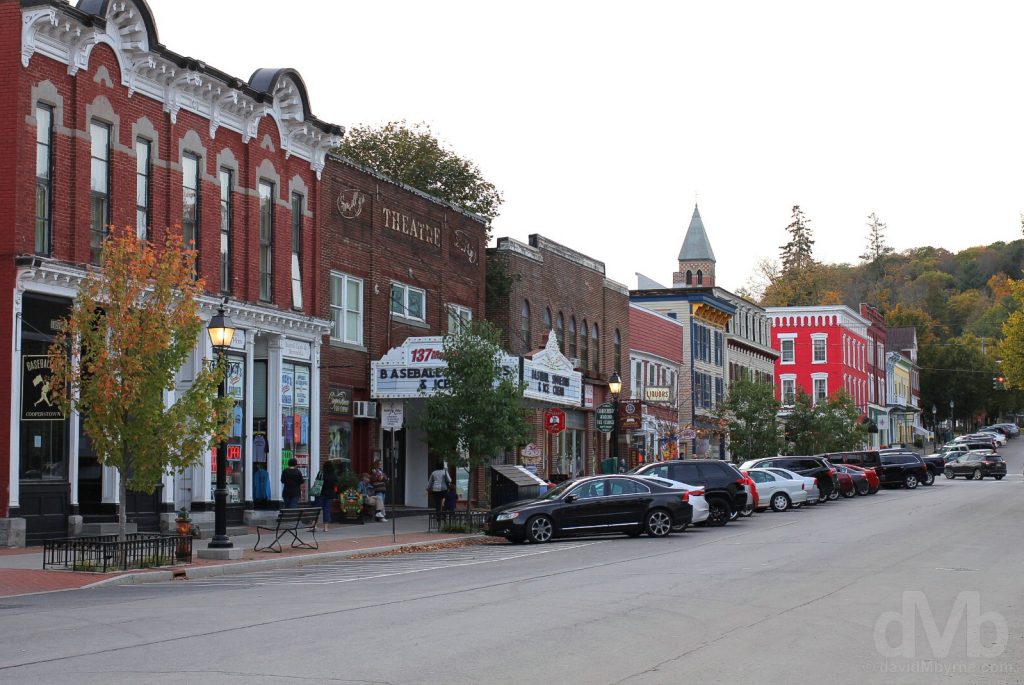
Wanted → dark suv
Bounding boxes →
[631,460,747,527]
[827,449,937,486]
[876,451,929,488]
[738,456,838,502]
[881,448,939,485]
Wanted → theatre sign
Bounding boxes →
[522,332,582,407]
[371,336,518,399]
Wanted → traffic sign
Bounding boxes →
[596,402,616,433]
[544,407,566,434]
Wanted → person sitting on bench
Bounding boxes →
[358,473,387,522]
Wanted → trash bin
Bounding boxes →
[490,465,542,508]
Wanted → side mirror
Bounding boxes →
[564,494,577,503]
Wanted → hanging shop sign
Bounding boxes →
[544,408,566,434]
[619,401,643,431]
[596,403,616,433]
[521,332,583,407]
[21,355,63,421]
[371,336,517,399]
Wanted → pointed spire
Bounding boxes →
[678,204,716,262]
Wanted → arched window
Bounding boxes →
[521,299,531,350]
[591,322,599,372]
[614,329,622,375]
[686,270,693,285]
[568,316,577,360]
[544,307,552,335]
[556,313,565,353]
[696,269,703,285]
[580,320,590,371]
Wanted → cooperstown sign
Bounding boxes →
[371,336,518,399]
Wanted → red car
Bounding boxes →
[839,463,880,494]
[739,474,759,517]
[834,471,857,499]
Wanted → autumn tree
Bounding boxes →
[49,227,232,538]
[779,205,816,272]
[336,120,503,223]
[860,212,894,262]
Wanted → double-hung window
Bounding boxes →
[812,334,827,363]
[89,121,111,264]
[135,138,151,240]
[781,376,796,406]
[812,375,828,403]
[780,337,795,364]
[391,283,425,321]
[258,180,274,302]
[330,273,363,344]
[35,104,53,255]
[219,169,232,293]
[182,153,200,251]
[448,304,472,334]
[291,192,303,309]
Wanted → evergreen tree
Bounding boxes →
[860,212,894,262]
[779,205,816,272]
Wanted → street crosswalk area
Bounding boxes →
[136,541,597,589]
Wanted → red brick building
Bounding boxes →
[318,156,488,506]
[3,0,341,543]
[487,235,630,478]
[628,304,684,462]
[859,303,889,448]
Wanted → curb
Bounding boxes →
[82,534,481,589]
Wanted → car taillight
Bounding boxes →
[982,461,992,465]
[681,492,689,502]
[688,489,705,497]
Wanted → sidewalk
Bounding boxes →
[0,515,478,599]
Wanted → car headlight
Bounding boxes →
[495,511,520,521]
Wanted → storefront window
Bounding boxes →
[19,307,68,481]
[327,421,352,472]
[212,356,245,503]
[554,429,584,479]
[282,361,311,499]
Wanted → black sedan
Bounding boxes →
[943,452,1007,480]
[484,475,693,544]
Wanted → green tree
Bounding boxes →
[49,227,232,538]
[717,379,782,461]
[417,321,530,507]
[860,212,894,262]
[782,389,866,454]
[336,120,503,223]
[779,205,816,272]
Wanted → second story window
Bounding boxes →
[556,313,565,353]
[591,323,599,372]
[391,283,425,322]
[258,180,274,302]
[330,272,363,344]
[89,121,111,265]
[219,169,232,293]
[520,300,530,350]
[448,304,472,334]
[780,338,795,364]
[35,104,53,256]
[135,138,151,240]
[182,153,200,251]
[568,317,577,361]
[580,320,589,371]
[614,329,622,375]
[291,192,303,309]
[812,335,827,363]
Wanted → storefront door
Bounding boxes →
[384,429,406,506]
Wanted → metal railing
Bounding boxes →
[427,510,488,533]
[43,533,192,572]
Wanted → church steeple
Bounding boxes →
[673,204,716,288]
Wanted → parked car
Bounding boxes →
[743,468,808,511]
[740,456,838,501]
[953,434,1000,450]
[838,463,880,494]
[637,475,709,527]
[763,467,820,504]
[484,475,693,543]
[876,451,929,489]
[833,464,871,495]
[943,452,1007,480]
[824,450,880,470]
[631,460,748,527]
[976,430,1007,446]
[880,448,937,486]
[991,423,1019,437]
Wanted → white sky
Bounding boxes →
[148,0,1024,293]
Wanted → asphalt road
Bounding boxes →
[1,444,1022,685]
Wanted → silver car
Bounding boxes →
[762,467,819,505]
[744,468,808,512]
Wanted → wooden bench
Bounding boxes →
[254,507,321,553]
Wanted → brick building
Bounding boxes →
[487,235,629,478]
[628,304,684,462]
[859,304,889,448]
[4,0,341,543]
[319,155,488,506]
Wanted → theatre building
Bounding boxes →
[319,155,488,507]
[2,0,341,543]
[486,235,629,478]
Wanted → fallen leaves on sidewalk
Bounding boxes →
[347,535,508,559]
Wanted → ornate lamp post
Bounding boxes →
[206,306,236,550]
[931,404,937,451]
[949,399,955,435]
[608,371,622,472]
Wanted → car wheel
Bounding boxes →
[706,499,731,527]
[842,486,856,498]
[770,493,790,512]
[526,515,554,544]
[856,482,870,496]
[922,471,935,486]
[827,487,840,501]
[944,469,955,479]
[904,474,919,489]
[739,503,755,517]
[645,509,673,537]
[818,492,828,503]
[972,469,984,481]
[995,475,1004,480]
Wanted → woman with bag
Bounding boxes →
[312,460,337,532]
[426,462,451,513]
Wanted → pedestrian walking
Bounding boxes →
[281,457,304,509]
[441,482,458,512]
[426,462,451,513]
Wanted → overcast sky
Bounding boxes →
[147,0,1024,294]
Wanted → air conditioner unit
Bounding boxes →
[353,401,378,419]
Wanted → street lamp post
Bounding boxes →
[609,372,622,472]
[207,305,236,550]
[949,399,955,436]
[931,405,937,452]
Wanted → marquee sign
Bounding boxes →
[522,332,582,407]
[371,336,518,399]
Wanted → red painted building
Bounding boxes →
[628,303,685,463]
[766,305,870,414]
[3,0,341,543]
